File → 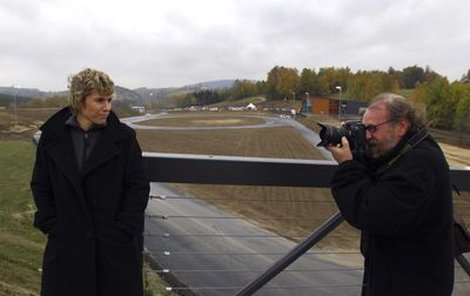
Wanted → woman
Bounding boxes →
[31,68,150,296]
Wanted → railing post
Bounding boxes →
[456,254,470,277]
[234,211,344,296]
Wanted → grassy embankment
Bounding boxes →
[0,141,43,295]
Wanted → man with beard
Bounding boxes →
[325,93,454,296]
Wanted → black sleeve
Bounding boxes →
[117,131,150,234]
[331,151,438,237]
[30,138,57,234]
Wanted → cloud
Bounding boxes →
[1,0,470,91]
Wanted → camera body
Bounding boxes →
[317,120,366,161]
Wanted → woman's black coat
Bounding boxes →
[31,107,150,296]
[331,134,454,296]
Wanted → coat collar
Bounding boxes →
[40,107,129,179]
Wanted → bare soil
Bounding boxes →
[137,114,265,127]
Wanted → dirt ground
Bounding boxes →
[438,142,470,167]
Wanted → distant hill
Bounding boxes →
[182,79,235,90]
[133,80,235,102]
[114,86,144,104]
[0,86,45,98]
[0,92,36,107]
[0,79,238,106]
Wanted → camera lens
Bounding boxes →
[317,123,344,146]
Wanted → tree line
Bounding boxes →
[187,65,469,133]
[233,65,443,101]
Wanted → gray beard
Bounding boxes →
[365,141,397,159]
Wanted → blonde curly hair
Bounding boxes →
[68,68,114,114]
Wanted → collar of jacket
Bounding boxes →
[365,127,430,173]
[39,107,131,178]
[40,107,121,139]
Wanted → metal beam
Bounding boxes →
[143,152,470,191]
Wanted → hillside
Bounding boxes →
[0,79,237,106]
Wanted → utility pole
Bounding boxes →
[335,86,342,121]
[12,85,19,126]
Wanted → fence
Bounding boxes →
[143,152,470,295]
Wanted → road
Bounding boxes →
[145,183,363,296]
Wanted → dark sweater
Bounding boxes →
[65,115,106,174]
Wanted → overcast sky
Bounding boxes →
[1,0,469,91]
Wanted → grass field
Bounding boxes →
[0,141,44,296]
[0,141,176,295]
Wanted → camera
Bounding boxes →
[317,120,366,160]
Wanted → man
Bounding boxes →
[326,93,454,295]
[31,68,150,296]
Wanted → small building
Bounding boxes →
[311,97,336,114]
[342,100,369,116]
[131,106,146,113]
[307,97,369,117]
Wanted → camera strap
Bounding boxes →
[375,126,430,175]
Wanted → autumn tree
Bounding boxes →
[266,66,300,100]
[401,65,425,89]
[231,80,259,100]
[460,69,470,84]
[299,68,321,96]
[347,70,399,101]
[452,82,470,133]
[414,77,455,129]
[315,67,352,97]
[193,89,225,106]
[172,93,196,108]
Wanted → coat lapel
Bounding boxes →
[44,132,92,224]
[45,130,83,195]
[39,107,91,218]
[81,126,122,177]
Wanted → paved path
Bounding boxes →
[145,183,363,296]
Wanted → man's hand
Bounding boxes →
[325,136,353,164]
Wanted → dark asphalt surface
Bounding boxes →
[145,183,363,296]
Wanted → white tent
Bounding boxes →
[245,103,257,110]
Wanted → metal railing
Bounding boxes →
[143,152,470,295]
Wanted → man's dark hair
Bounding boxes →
[368,93,426,131]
